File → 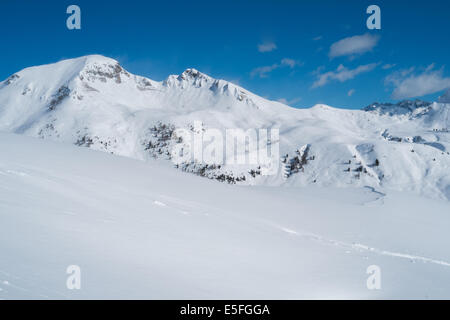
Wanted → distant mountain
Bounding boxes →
[362,100,432,117]
[1,55,450,199]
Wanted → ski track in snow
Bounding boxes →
[153,200,167,207]
[0,169,28,177]
[153,194,217,216]
[0,269,69,299]
[149,193,450,269]
[150,193,450,269]
[275,225,450,268]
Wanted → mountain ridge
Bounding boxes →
[1,55,450,199]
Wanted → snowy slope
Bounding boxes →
[1,55,450,199]
[1,133,450,299]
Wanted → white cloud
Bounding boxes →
[313,36,323,41]
[329,34,379,58]
[382,63,396,70]
[250,64,279,78]
[277,97,302,106]
[348,89,355,97]
[312,63,378,88]
[258,41,277,53]
[280,58,302,68]
[251,58,302,78]
[385,65,450,99]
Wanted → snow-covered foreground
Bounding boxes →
[1,133,450,299]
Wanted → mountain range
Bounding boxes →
[1,55,449,199]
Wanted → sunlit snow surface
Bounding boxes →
[1,133,450,299]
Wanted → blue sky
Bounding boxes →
[1,0,449,109]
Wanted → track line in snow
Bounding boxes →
[152,199,192,216]
[153,200,167,207]
[62,211,77,216]
[1,169,29,177]
[152,195,214,216]
[275,224,450,268]
[0,269,69,299]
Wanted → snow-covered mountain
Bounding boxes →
[362,100,432,117]
[1,55,450,199]
[2,56,450,299]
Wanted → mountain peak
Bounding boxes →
[16,55,119,75]
[77,55,129,84]
[162,68,215,89]
[1,55,125,90]
[181,68,201,76]
[79,54,119,65]
[178,68,212,82]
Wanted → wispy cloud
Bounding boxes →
[313,36,323,41]
[347,89,355,97]
[385,64,450,99]
[280,58,302,68]
[277,97,302,106]
[382,63,396,70]
[329,34,379,59]
[250,64,279,78]
[251,58,302,78]
[312,63,378,88]
[258,41,277,53]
